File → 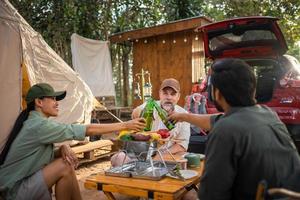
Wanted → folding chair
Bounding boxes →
[256,180,300,200]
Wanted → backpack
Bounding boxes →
[184,93,207,136]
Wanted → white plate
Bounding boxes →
[167,170,198,179]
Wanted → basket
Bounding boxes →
[120,140,157,161]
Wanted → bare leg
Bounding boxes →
[182,189,198,200]
[42,158,82,200]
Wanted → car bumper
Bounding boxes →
[271,107,300,124]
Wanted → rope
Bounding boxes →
[96,105,123,122]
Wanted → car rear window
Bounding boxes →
[247,59,282,79]
[209,30,277,53]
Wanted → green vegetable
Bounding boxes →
[120,134,133,141]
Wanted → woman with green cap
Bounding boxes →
[0,83,145,200]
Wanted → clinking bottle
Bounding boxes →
[140,99,155,131]
[140,98,176,131]
[153,101,175,131]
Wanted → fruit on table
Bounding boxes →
[117,131,162,142]
[132,133,151,141]
[157,129,170,139]
[118,130,134,141]
[150,132,161,141]
[118,130,133,137]
[119,134,133,141]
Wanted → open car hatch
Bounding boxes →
[196,17,288,59]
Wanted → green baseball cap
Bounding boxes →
[25,83,66,103]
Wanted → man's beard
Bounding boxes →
[161,102,174,114]
[213,100,224,112]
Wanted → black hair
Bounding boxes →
[0,101,35,165]
[211,58,257,107]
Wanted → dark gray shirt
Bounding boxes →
[199,105,300,200]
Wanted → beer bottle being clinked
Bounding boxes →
[140,98,175,131]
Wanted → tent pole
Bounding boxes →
[103,108,123,122]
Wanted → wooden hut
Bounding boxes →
[109,16,212,107]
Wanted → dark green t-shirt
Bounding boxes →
[199,105,300,200]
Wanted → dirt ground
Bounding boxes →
[76,158,109,200]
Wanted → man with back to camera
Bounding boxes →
[169,58,300,200]
[111,78,190,166]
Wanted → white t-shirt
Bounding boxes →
[137,101,191,150]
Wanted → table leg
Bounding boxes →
[185,184,199,192]
[103,191,116,200]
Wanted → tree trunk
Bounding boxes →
[117,46,122,105]
[121,46,131,106]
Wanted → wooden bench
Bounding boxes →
[71,140,115,165]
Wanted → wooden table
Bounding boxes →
[84,158,204,200]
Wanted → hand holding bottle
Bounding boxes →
[140,99,155,131]
[167,112,186,123]
[124,117,146,132]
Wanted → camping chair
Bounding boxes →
[256,180,300,200]
[184,93,208,135]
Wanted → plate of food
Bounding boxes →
[117,130,161,142]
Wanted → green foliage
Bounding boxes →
[288,43,300,60]
[161,0,205,21]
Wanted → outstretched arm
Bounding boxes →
[85,118,145,136]
[168,112,214,131]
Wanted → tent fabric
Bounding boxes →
[71,33,116,97]
[0,0,94,150]
[0,3,22,151]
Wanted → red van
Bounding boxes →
[196,17,300,150]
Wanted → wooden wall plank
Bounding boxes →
[132,30,203,107]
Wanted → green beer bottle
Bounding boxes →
[140,98,155,131]
[153,101,175,130]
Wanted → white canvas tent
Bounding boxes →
[0,0,95,151]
